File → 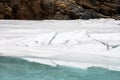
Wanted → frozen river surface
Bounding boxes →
[0,19,120,71]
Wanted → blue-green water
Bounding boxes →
[0,56,120,80]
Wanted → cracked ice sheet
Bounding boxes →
[91,33,120,45]
[0,30,107,56]
[0,19,120,71]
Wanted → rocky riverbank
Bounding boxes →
[0,0,120,20]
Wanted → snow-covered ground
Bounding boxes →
[0,19,120,71]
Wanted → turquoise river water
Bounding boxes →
[0,56,120,80]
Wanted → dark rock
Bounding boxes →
[0,0,120,20]
[68,5,107,19]
[0,3,14,19]
[68,5,84,19]
[77,0,120,16]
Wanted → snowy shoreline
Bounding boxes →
[0,19,120,71]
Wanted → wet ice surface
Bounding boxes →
[0,19,120,71]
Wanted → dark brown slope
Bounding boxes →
[0,0,120,20]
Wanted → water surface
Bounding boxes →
[0,56,120,80]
